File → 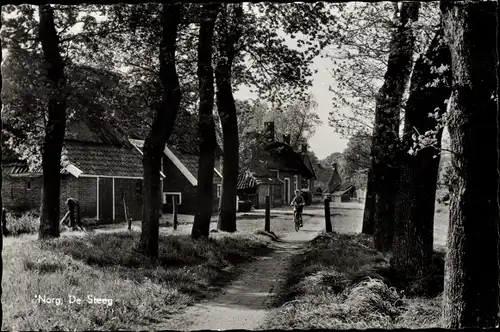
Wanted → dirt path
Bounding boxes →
[146,216,325,331]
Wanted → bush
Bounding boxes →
[7,210,39,236]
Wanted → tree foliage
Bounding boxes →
[325,2,440,138]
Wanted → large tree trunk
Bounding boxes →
[0,9,3,325]
[441,1,499,328]
[192,4,220,239]
[216,4,243,233]
[38,5,67,239]
[391,28,452,279]
[361,167,375,234]
[139,4,182,258]
[371,2,420,252]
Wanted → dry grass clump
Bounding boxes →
[265,232,442,329]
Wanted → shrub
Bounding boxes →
[7,210,39,236]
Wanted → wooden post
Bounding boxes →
[2,208,8,235]
[123,197,131,230]
[172,195,178,230]
[324,198,332,233]
[265,195,270,232]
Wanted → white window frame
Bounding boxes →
[217,184,222,198]
[284,178,291,204]
[163,192,182,205]
[305,179,311,190]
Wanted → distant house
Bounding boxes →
[128,139,223,215]
[2,115,146,222]
[237,122,316,209]
[331,183,357,203]
[327,163,342,193]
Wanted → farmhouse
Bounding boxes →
[2,109,224,222]
[128,139,223,215]
[237,122,316,209]
[2,116,145,222]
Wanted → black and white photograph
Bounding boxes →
[0,0,499,330]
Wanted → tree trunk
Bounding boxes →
[391,28,452,279]
[441,1,499,328]
[0,9,3,325]
[192,4,220,239]
[372,2,420,252]
[139,4,182,258]
[38,5,67,239]
[361,167,375,234]
[216,4,243,233]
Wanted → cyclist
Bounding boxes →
[290,189,305,227]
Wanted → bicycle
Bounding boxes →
[293,203,304,232]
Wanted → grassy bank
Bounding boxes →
[264,232,443,329]
[2,231,272,331]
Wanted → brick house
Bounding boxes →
[128,139,223,215]
[237,122,316,208]
[2,117,146,222]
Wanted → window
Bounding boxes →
[217,184,222,198]
[294,175,298,191]
[135,180,142,194]
[163,192,182,205]
[26,181,31,190]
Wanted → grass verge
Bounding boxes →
[264,232,443,329]
[2,231,272,331]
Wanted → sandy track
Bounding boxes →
[146,216,325,331]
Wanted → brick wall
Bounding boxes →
[2,174,145,222]
[2,175,97,220]
[2,175,43,212]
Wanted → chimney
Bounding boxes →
[301,144,307,153]
[264,122,275,141]
[283,134,291,145]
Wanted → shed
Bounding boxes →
[331,183,357,203]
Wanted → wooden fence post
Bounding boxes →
[324,198,332,233]
[173,195,178,230]
[265,196,270,232]
[123,197,131,230]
